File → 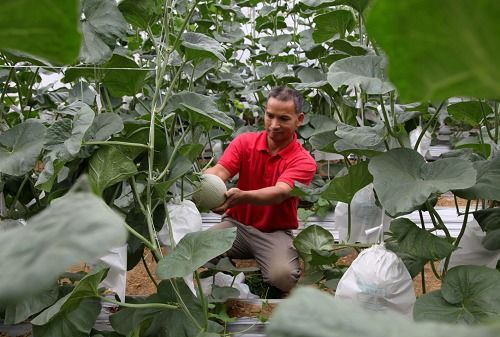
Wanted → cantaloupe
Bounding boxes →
[192,174,227,210]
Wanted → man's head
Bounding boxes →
[264,86,305,148]
[267,86,304,114]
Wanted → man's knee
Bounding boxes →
[262,260,300,292]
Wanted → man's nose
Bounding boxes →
[270,119,280,128]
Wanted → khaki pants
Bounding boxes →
[211,216,300,292]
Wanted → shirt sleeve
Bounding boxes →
[217,134,246,177]
[277,154,317,188]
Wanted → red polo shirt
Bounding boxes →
[218,131,316,232]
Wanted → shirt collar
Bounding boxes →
[257,131,298,157]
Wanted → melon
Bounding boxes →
[192,174,227,210]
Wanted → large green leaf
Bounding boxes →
[110,280,223,337]
[102,54,148,97]
[414,266,500,323]
[259,35,293,55]
[0,0,80,64]
[89,146,138,196]
[166,91,235,131]
[182,32,226,63]
[366,0,500,102]
[293,225,336,265]
[389,218,455,260]
[368,148,476,216]
[447,101,492,127]
[294,68,328,90]
[0,184,127,303]
[31,268,108,337]
[334,122,386,155]
[474,208,500,250]
[84,112,124,142]
[0,120,46,176]
[299,114,337,139]
[44,104,95,160]
[313,10,356,42]
[80,0,128,64]
[118,0,157,28]
[266,287,498,337]
[327,55,395,94]
[4,286,59,324]
[213,22,245,43]
[321,161,373,203]
[453,156,500,201]
[156,228,236,279]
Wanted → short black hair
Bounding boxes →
[267,86,304,114]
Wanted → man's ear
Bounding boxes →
[297,112,305,125]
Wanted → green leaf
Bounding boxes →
[334,122,386,155]
[447,101,492,127]
[389,218,455,260]
[156,228,236,279]
[321,161,373,203]
[267,287,498,337]
[110,280,223,337]
[153,154,192,198]
[102,54,147,97]
[474,208,500,250]
[414,266,500,323]
[213,22,245,43]
[118,0,157,28]
[331,39,368,56]
[210,285,240,303]
[294,225,335,264]
[299,114,337,139]
[85,112,124,142]
[327,55,395,94]
[89,146,138,196]
[4,286,59,324]
[0,183,127,303]
[0,0,80,64]
[333,0,371,13]
[80,0,128,64]
[366,0,500,102]
[294,68,328,90]
[167,91,235,131]
[32,268,108,325]
[453,156,500,201]
[0,120,46,176]
[31,268,109,337]
[368,148,476,216]
[313,10,356,42]
[182,32,226,63]
[35,160,66,192]
[259,35,293,55]
[44,104,95,160]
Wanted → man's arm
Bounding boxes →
[204,163,232,182]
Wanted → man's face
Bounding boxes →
[264,97,304,145]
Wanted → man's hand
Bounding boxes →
[211,187,246,214]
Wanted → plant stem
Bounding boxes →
[194,271,209,330]
[479,100,495,143]
[0,67,14,121]
[170,279,203,330]
[155,125,191,182]
[8,175,29,215]
[123,220,157,252]
[163,200,176,250]
[418,210,427,294]
[494,101,499,144]
[83,141,149,149]
[100,296,177,309]
[442,200,471,276]
[427,202,452,241]
[379,95,403,147]
[414,102,445,151]
[12,70,25,115]
[142,255,159,288]
[347,203,352,242]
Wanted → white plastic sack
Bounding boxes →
[157,199,202,248]
[446,219,500,269]
[335,244,416,318]
[200,272,258,300]
[93,245,127,301]
[335,184,392,243]
[409,125,432,157]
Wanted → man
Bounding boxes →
[205,86,316,293]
